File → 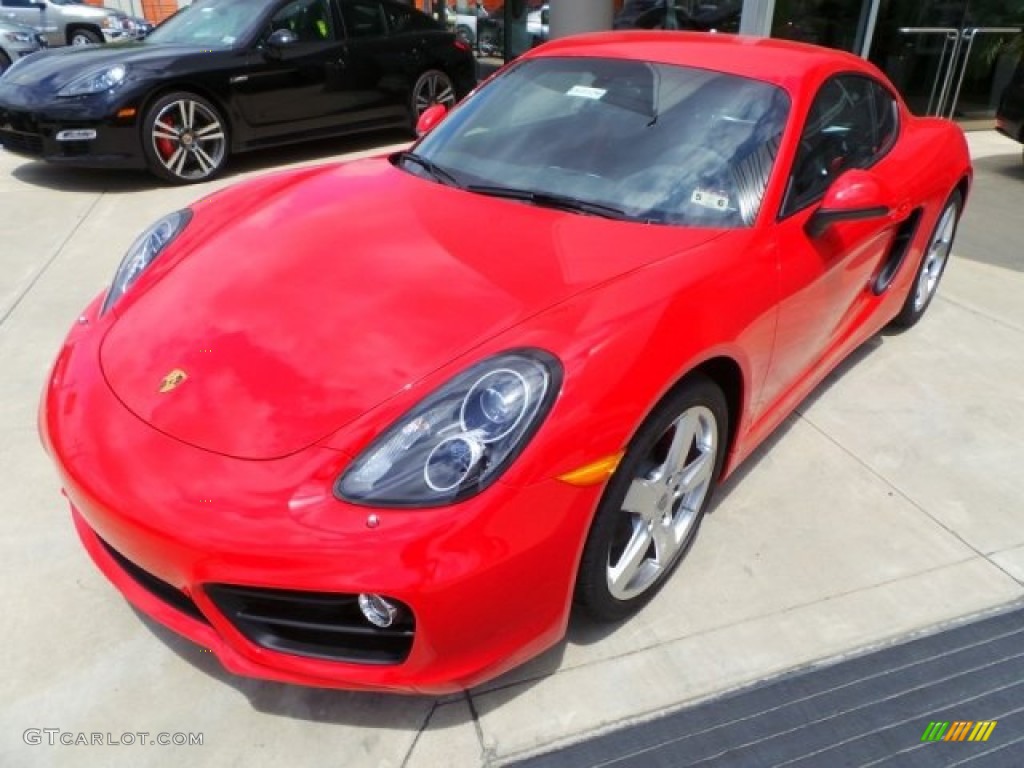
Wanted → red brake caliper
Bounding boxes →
[156,118,176,160]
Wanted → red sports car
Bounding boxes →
[41,31,971,693]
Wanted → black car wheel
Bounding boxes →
[69,28,102,46]
[0,51,11,76]
[575,375,728,622]
[142,91,228,184]
[410,69,456,129]
[890,189,962,329]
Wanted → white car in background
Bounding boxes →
[0,18,43,74]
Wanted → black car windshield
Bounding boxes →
[145,0,264,48]
[413,57,790,227]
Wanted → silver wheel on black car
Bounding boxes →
[142,92,228,184]
[410,69,456,121]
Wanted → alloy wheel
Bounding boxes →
[412,71,456,118]
[150,98,226,182]
[913,201,957,312]
[606,405,717,601]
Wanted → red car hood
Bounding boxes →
[100,159,724,459]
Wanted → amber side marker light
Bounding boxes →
[116,107,137,119]
[557,452,624,486]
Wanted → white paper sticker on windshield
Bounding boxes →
[567,85,606,100]
[691,188,730,211]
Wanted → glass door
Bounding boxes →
[867,0,1022,119]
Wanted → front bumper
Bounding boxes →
[0,83,144,168]
[41,295,600,693]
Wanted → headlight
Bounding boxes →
[2,32,33,43]
[336,351,561,507]
[57,64,127,97]
[101,210,191,314]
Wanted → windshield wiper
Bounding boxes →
[394,151,461,187]
[466,185,633,221]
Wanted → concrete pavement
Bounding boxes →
[1,130,1022,767]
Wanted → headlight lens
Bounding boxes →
[57,64,127,97]
[2,32,33,43]
[336,351,561,507]
[101,210,191,314]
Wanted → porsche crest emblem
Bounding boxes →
[158,369,188,393]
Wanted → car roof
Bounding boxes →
[531,31,879,93]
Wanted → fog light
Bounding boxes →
[56,129,97,142]
[358,593,398,628]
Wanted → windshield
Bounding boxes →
[146,0,263,48]
[414,57,790,227]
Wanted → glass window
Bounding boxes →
[268,0,335,42]
[1,0,37,8]
[782,75,899,216]
[145,0,266,48]
[383,2,437,33]
[413,57,791,228]
[340,0,387,38]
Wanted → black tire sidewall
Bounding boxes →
[141,91,228,184]
[574,375,729,622]
[70,29,101,45]
[0,50,11,75]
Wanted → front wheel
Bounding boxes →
[141,92,228,184]
[0,51,11,77]
[890,189,962,329]
[575,376,728,622]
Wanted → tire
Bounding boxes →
[141,91,228,184]
[575,375,729,622]
[0,51,11,77]
[69,28,102,46]
[409,69,457,133]
[889,189,962,329]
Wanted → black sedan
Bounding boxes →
[0,0,476,183]
[996,55,1024,164]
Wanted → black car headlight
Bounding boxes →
[101,210,191,314]
[57,64,127,97]
[336,351,561,507]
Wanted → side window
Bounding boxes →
[2,0,38,8]
[340,0,386,38]
[382,4,435,34]
[269,0,335,42]
[782,75,899,217]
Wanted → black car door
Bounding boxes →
[334,0,430,127]
[232,0,351,139]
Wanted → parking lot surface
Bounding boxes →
[1,130,1022,767]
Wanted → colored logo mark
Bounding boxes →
[921,721,997,742]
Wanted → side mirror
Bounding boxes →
[264,27,298,56]
[415,103,448,137]
[806,168,893,238]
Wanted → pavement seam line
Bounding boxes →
[465,690,494,767]
[398,699,438,768]
[936,291,1024,335]
[0,193,105,329]
[795,410,1024,589]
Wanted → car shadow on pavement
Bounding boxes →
[971,152,1024,181]
[7,129,412,194]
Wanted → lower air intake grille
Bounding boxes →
[205,585,414,665]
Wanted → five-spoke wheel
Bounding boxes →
[576,376,728,621]
[142,92,228,184]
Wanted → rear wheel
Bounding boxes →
[575,376,728,622]
[409,69,456,131]
[890,189,962,329]
[69,28,101,46]
[141,91,228,184]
